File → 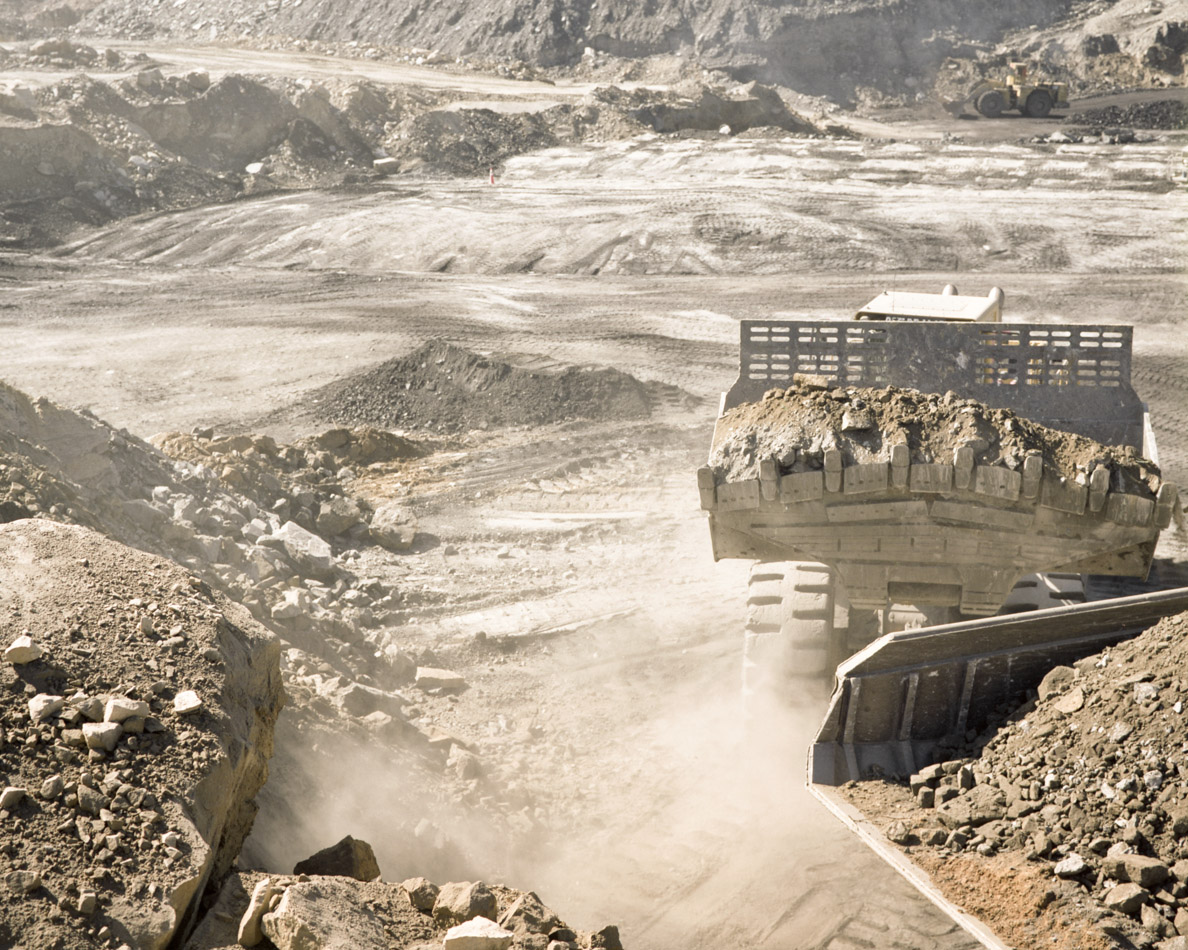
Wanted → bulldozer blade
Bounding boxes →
[809,585,1188,786]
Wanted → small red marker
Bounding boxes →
[488,166,495,185]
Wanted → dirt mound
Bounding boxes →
[187,869,622,950]
[0,518,281,950]
[843,611,1188,949]
[708,383,1160,494]
[307,340,694,433]
[1065,98,1188,131]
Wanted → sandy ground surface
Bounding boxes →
[2,46,1187,949]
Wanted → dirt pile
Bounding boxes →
[307,340,696,433]
[188,869,623,950]
[0,518,282,950]
[0,380,424,734]
[708,383,1161,493]
[626,80,819,135]
[1066,99,1188,132]
[844,611,1188,949]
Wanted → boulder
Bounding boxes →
[401,876,439,913]
[443,916,514,950]
[28,693,64,721]
[4,635,42,664]
[433,881,498,926]
[273,521,335,575]
[370,503,418,551]
[415,667,468,692]
[1104,882,1148,916]
[82,720,123,752]
[935,783,1006,829]
[498,891,564,936]
[315,496,366,537]
[293,835,381,882]
[337,682,408,719]
[1104,854,1170,889]
[262,879,388,950]
[1037,665,1075,701]
[238,878,280,947]
[105,696,150,722]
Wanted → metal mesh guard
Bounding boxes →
[724,321,1144,450]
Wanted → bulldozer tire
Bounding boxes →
[1025,89,1054,118]
[975,90,1004,118]
[743,561,836,708]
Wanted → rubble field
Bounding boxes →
[842,610,1188,950]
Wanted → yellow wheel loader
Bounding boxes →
[699,284,1188,947]
[945,62,1070,118]
[698,285,1182,745]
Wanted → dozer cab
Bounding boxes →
[946,62,1070,118]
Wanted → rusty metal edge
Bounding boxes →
[806,779,1014,950]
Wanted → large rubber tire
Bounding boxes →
[743,561,836,709]
[975,89,1005,118]
[1025,89,1054,118]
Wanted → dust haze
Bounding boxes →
[1,0,1187,948]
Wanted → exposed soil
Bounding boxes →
[0,519,280,950]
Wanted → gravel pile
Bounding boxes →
[1065,99,1188,132]
[708,383,1160,493]
[307,340,693,433]
[846,611,1188,949]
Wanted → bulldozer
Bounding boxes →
[945,62,1070,118]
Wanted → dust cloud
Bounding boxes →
[240,585,914,949]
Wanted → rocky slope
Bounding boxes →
[843,610,1188,950]
[65,0,1188,100]
[0,518,282,950]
